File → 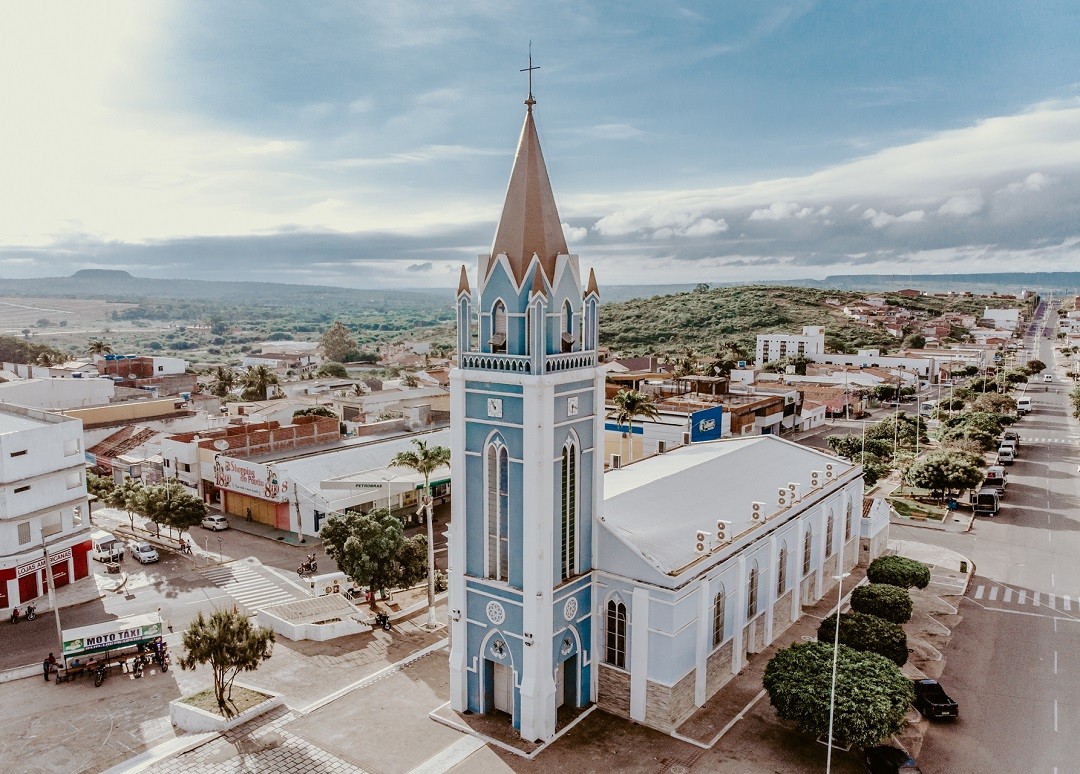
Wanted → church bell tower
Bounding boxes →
[448,82,603,742]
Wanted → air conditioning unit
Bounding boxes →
[788,482,800,502]
[810,470,822,488]
[751,501,766,522]
[777,487,789,509]
[715,520,731,543]
[610,453,622,469]
[825,463,835,480]
[694,530,711,553]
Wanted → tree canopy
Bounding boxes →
[763,641,914,747]
[319,508,427,608]
[867,556,932,589]
[850,583,914,624]
[319,320,359,363]
[904,451,984,500]
[317,361,348,378]
[817,611,908,666]
[178,608,275,718]
[293,406,337,419]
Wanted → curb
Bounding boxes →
[98,731,219,774]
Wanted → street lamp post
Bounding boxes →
[42,537,65,666]
[826,571,852,774]
[380,474,396,514]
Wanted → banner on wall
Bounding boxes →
[690,405,723,442]
[212,455,289,501]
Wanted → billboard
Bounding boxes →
[690,405,723,443]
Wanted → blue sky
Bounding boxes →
[3,1,1080,289]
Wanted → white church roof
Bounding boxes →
[602,435,854,575]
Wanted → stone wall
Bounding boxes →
[800,574,816,605]
[705,639,734,696]
[643,669,697,732]
[597,663,631,720]
[771,590,793,639]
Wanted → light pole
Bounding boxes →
[42,537,65,666]
[826,571,852,774]
[380,474,396,514]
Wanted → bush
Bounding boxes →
[817,611,908,666]
[850,583,913,624]
[867,555,931,589]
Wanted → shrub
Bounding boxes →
[867,555,931,589]
[817,611,908,666]
[851,583,913,624]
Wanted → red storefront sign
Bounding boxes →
[16,547,72,578]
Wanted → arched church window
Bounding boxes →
[561,440,577,581]
[803,530,812,575]
[489,301,507,353]
[486,441,510,581]
[712,588,726,647]
[746,565,759,619]
[844,500,853,541]
[826,513,835,557]
[606,599,627,669]
[561,300,575,353]
[777,546,788,595]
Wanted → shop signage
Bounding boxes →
[690,405,724,443]
[62,620,163,657]
[213,455,288,501]
[17,547,72,578]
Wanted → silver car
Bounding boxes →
[201,515,230,531]
[132,542,160,564]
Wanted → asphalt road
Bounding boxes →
[904,300,1080,773]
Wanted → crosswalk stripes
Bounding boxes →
[201,562,305,612]
[1014,436,1080,445]
[972,583,1080,615]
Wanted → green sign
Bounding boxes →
[62,620,163,658]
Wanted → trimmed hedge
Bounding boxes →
[867,555,931,590]
[850,583,913,624]
[817,611,908,666]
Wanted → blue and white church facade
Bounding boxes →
[449,95,889,743]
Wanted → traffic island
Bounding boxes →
[170,684,283,733]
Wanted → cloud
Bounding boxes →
[562,223,588,242]
[937,191,984,216]
[749,202,813,220]
[407,262,433,272]
[1000,172,1050,194]
[862,208,926,228]
[682,218,729,237]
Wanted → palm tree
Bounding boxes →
[391,438,451,629]
[610,388,660,463]
[88,340,113,357]
[208,366,237,398]
[241,365,280,401]
[35,351,56,367]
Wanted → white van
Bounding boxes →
[1016,397,1032,415]
[91,530,124,562]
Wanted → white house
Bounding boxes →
[755,326,826,366]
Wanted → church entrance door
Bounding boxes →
[555,662,565,709]
[492,662,513,715]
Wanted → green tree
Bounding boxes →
[88,340,112,357]
[825,434,893,463]
[319,509,427,609]
[106,478,145,529]
[86,473,115,500]
[401,372,419,387]
[317,361,348,378]
[392,438,451,629]
[904,452,983,500]
[971,394,1017,415]
[178,609,275,718]
[817,611,908,666]
[241,365,280,401]
[867,555,932,589]
[293,406,337,419]
[1026,359,1046,374]
[1069,385,1080,421]
[609,388,659,462]
[208,366,236,398]
[319,320,358,363]
[902,333,926,349]
[143,481,206,541]
[763,641,914,747]
[850,583,914,624]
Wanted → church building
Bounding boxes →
[448,88,887,743]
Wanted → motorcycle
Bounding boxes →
[93,662,108,687]
[297,554,318,576]
[374,612,392,631]
[25,604,36,621]
[9,607,19,624]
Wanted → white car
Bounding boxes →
[1043,374,1053,382]
[132,542,160,564]
[201,515,230,531]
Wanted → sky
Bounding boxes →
[3,1,1080,291]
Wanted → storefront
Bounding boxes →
[213,455,291,530]
[0,537,91,611]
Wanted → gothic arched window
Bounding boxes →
[490,301,507,353]
[606,599,627,668]
[486,441,510,581]
[844,500,854,541]
[747,564,759,619]
[712,588,726,647]
[561,300,574,353]
[803,530,813,575]
[777,546,788,595]
[560,440,578,581]
[826,513,835,557]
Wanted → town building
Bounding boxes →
[0,404,91,612]
[446,92,885,742]
[755,326,825,366]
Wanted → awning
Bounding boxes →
[62,613,162,659]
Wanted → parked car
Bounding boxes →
[201,515,230,531]
[1044,373,1053,382]
[912,678,959,720]
[984,465,1007,496]
[997,446,1015,465]
[1002,430,1021,448]
[132,542,160,564]
[864,745,923,773]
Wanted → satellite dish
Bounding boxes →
[213,439,229,451]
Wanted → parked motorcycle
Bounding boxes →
[374,612,392,631]
[9,607,19,624]
[25,604,36,621]
[93,662,108,687]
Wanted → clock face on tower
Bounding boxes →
[486,397,503,418]
[567,396,579,416]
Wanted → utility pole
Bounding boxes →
[42,537,65,666]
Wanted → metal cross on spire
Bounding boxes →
[521,42,539,110]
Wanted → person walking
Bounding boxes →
[43,653,56,682]
[157,606,172,633]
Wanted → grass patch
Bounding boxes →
[887,496,947,522]
[180,685,271,717]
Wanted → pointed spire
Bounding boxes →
[456,265,471,297]
[530,263,547,298]
[584,267,599,298]
[489,108,568,286]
